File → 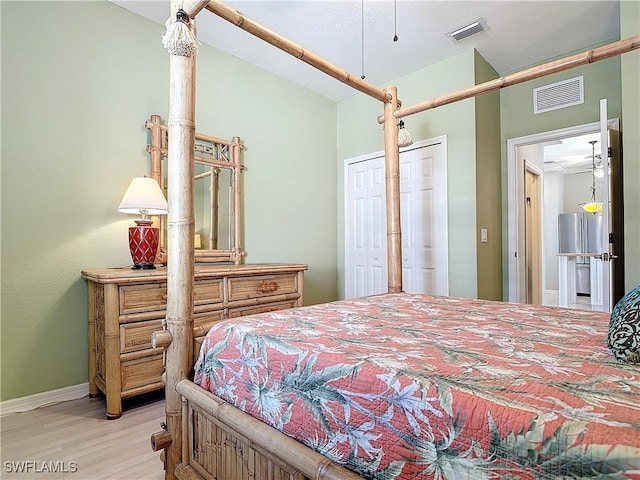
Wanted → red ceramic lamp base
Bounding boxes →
[128,220,159,270]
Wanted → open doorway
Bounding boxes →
[541,132,604,309]
[507,119,623,311]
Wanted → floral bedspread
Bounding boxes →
[194,293,640,479]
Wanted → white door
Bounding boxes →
[345,155,387,298]
[597,98,612,311]
[400,144,448,294]
[345,139,448,298]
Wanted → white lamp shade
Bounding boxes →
[118,177,168,215]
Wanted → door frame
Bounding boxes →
[507,119,619,304]
[344,136,449,297]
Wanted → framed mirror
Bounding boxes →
[146,114,244,264]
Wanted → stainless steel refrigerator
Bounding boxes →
[558,212,603,295]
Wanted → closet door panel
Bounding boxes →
[368,159,387,295]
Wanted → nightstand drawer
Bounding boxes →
[228,274,298,301]
[121,353,164,394]
[119,283,167,315]
[228,300,299,319]
[120,319,163,354]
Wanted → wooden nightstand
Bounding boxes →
[82,264,306,419]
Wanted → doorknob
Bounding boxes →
[594,252,618,261]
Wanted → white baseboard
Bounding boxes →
[0,383,89,417]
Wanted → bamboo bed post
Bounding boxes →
[160,0,198,478]
[232,136,243,264]
[383,86,403,293]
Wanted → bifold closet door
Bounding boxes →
[345,142,447,299]
[399,146,437,295]
[346,156,387,298]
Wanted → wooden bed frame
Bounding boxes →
[150,1,640,478]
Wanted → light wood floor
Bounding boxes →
[1,393,165,480]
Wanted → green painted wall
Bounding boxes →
[337,50,479,299]
[0,1,337,401]
[499,53,624,299]
[621,1,640,291]
[474,51,502,300]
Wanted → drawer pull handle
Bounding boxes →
[257,281,279,294]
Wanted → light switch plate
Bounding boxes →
[481,228,488,243]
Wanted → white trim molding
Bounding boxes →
[0,383,89,417]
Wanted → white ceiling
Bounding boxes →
[544,132,602,174]
[112,0,620,102]
[111,0,620,167]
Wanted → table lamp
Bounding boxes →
[118,177,168,269]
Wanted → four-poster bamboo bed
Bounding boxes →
[150,1,640,478]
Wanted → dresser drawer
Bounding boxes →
[119,279,224,316]
[193,310,225,360]
[194,279,224,306]
[228,274,298,301]
[228,300,299,319]
[120,319,163,354]
[119,283,167,315]
[194,337,206,359]
[121,353,164,395]
[192,310,225,338]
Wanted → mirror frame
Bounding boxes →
[146,114,244,264]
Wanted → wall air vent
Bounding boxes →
[447,18,489,42]
[533,76,584,114]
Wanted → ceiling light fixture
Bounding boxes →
[393,0,398,42]
[593,165,605,179]
[579,140,603,214]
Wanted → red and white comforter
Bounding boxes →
[194,293,640,479]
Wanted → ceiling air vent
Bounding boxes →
[533,76,584,114]
[447,18,489,42]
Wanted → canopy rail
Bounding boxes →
[378,34,640,123]
[200,0,390,103]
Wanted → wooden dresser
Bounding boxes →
[82,264,307,419]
